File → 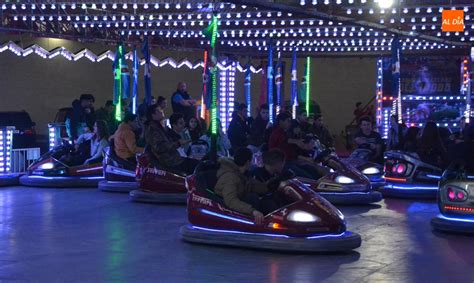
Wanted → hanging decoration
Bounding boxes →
[275,52,283,116]
[203,14,219,161]
[306,56,311,116]
[244,60,252,118]
[259,62,267,107]
[391,35,402,123]
[219,60,236,134]
[201,50,209,120]
[291,48,298,119]
[267,41,274,123]
[375,59,386,137]
[113,43,126,121]
[142,37,152,105]
[0,127,13,173]
[132,47,139,114]
[461,57,471,123]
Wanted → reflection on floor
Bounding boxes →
[0,187,472,282]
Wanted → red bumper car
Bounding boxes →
[298,156,382,205]
[129,152,187,204]
[19,141,103,187]
[179,161,362,252]
[98,146,138,193]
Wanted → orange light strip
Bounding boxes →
[444,205,474,212]
[384,176,407,182]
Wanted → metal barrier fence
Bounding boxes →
[11,148,41,173]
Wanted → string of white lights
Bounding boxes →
[0,41,263,73]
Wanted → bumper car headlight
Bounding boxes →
[362,167,380,175]
[287,210,320,223]
[38,162,55,170]
[335,176,355,184]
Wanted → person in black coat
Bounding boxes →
[227,103,250,153]
[248,104,272,148]
[68,94,95,140]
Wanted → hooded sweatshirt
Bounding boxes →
[112,122,144,160]
[214,157,268,215]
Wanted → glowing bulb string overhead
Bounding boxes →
[0,1,470,56]
[228,0,471,48]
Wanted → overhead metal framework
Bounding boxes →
[0,0,472,56]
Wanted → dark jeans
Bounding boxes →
[242,193,281,215]
[285,161,329,180]
[172,157,200,175]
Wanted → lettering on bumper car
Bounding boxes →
[192,194,213,206]
[144,168,166,176]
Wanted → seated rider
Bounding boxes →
[144,104,198,175]
[269,112,329,179]
[199,119,232,158]
[60,120,108,166]
[448,123,474,170]
[248,104,272,148]
[167,113,191,156]
[417,121,447,168]
[84,120,109,165]
[214,148,278,225]
[252,149,295,189]
[110,112,144,163]
[353,116,383,163]
[312,114,334,150]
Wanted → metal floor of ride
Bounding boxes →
[0,187,472,282]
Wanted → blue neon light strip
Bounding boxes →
[318,192,373,196]
[200,209,255,225]
[437,214,474,223]
[385,183,438,191]
[426,174,442,180]
[27,175,103,180]
[306,232,347,239]
[191,225,347,239]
